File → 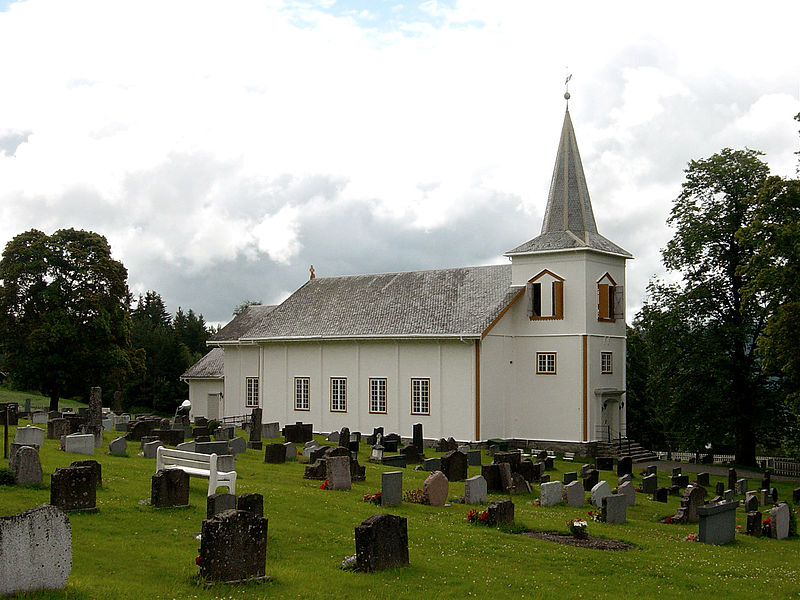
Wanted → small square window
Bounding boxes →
[601,352,613,374]
[246,377,259,408]
[536,352,557,374]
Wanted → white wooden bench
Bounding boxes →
[156,446,237,496]
[563,452,575,462]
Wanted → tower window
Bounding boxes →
[601,351,613,374]
[536,352,557,374]
[527,270,564,320]
[598,273,623,321]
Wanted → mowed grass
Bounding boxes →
[0,386,87,411]
[1,421,800,600]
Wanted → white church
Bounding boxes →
[182,106,632,452]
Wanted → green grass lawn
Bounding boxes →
[1,422,799,600]
[0,386,87,411]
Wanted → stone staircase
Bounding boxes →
[596,438,658,463]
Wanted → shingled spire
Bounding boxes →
[505,105,631,258]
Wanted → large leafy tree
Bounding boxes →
[635,148,771,466]
[0,229,141,410]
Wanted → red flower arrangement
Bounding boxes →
[363,492,382,505]
[320,479,329,490]
[467,509,490,524]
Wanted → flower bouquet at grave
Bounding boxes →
[683,533,698,542]
[762,517,772,537]
[363,492,381,505]
[319,479,329,490]
[403,488,427,504]
[467,509,490,525]
[340,555,357,571]
[587,510,601,523]
[567,518,588,539]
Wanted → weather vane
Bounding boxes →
[564,73,572,106]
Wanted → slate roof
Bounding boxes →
[506,109,632,258]
[181,347,224,379]
[225,265,517,341]
[210,304,277,342]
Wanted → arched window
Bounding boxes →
[527,270,564,320]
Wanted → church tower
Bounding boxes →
[497,101,632,446]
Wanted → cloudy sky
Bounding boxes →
[1,0,798,326]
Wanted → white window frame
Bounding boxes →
[330,377,347,412]
[369,378,387,414]
[536,352,557,374]
[411,378,430,415]
[246,377,259,408]
[601,351,613,374]
[294,377,310,411]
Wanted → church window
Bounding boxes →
[527,270,564,320]
[369,378,387,414]
[330,377,347,412]
[246,377,259,408]
[601,351,613,374]
[598,273,623,321]
[536,352,557,374]
[411,378,430,415]
[294,377,310,410]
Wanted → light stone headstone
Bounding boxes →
[697,500,739,545]
[108,436,127,456]
[143,440,164,458]
[465,475,487,504]
[745,492,759,512]
[602,493,627,524]
[381,471,402,507]
[0,505,72,596]
[14,425,45,448]
[31,412,48,424]
[12,446,42,486]
[497,462,513,493]
[563,480,584,507]
[262,422,280,439]
[540,481,563,506]
[64,433,95,455]
[642,473,657,495]
[176,441,195,452]
[422,470,449,506]
[590,480,612,507]
[618,481,636,506]
[284,442,297,461]
[326,455,351,491]
[458,445,471,455]
[229,436,247,455]
[770,503,790,539]
[468,449,482,466]
[618,474,632,485]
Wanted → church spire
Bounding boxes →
[540,107,598,241]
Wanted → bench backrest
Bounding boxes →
[157,446,218,473]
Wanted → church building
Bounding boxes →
[183,105,632,452]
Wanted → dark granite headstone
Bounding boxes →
[151,469,190,508]
[728,468,737,492]
[350,458,366,482]
[412,423,424,454]
[354,514,409,573]
[310,446,330,463]
[481,464,503,492]
[400,445,421,464]
[672,466,682,476]
[207,492,236,518]
[793,487,800,504]
[192,426,210,439]
[154,429,184,447]
[194,416,209,428]
[126,420,154,441]
[441,450,468,482]
[69,460,101,489]
[200,509,269,582]
[540,473,551,483]
[50,465,97,512]
[493,451,521,473]
[486,499,514,525]
[468,449,482,466]
[264,443,286,464]
[304,460,327,479]
[771,487,778,503]
[518,459,534,482]
[645,465,657,476]
[48,418,70,440]
[715,482,725,496]
[383,434,400,453]
[544,456,554,470]
[761,471,771,491]
[563,471,577,484]
[696,472,710,487]
[282,422,313,444]
[381,455,407,468]
[595,457,614,471]
[339,427,351,449]
[745,494,759,512]
[616,456,632,477]
[654,487,668,503]
[237,493,264,517]
[746,511,762,537]
[671,474,689,488]
[248,408,263,449]
[196,441,230,455]
[583,469,599,491]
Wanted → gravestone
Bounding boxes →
[563,471,577,484]
[697,500,739,545]
[207,493,236,518]
[64,433,95,455]
[724,489,734,502]
[761,471,771,491]
[727,468,737,492]
[70,460,101,489]
[31,411,48,424]
[424,457,442,472]
[413,423,424,454]
[262,422,280,439]
[12,446,42,486]
[758,489,769,505]
[350,458,366,482]
[326,455,352,491]
[143,440,164,458]
[671,474,689,488]
[579,463,593,477]
[654,487,668,502]
[583,469,599,491]
[176,441,195,452]
[354,514,409,573]
[282,422,312,443]
[544,456,554,470]
[248,408,262,449]
[794,487,800,504]
[304,460,327,480]
[108,436,126,456]
[468,449,482,466]
[87,386,103,446]
[0,505,72,596]
[618,481,635,506]
[192,427,210,440]
[493,451,521,473]
[540,481,563,506]
[155,429,184,447]
[529,461,544,483]
[672,467,682,476]
[368,444,384,463]
[770,503,790,539]
[746,510,762,537]
[497,462,513,493]
[681,485,707,523]
[510,473,531,495]
[602,494,627,524]
[194,416,209,428]
[736,478,747,496]
[540,474,551,483]
[441,450,468,482]
[264,443,286,463]
[50,465,97,512]
[113,390,122,413]
[770,487,779,503]
[229,437,247,455]
[422,471,449,506]
[196,441,229,455]
[383,434,400,453]
[464,475,487,504]
[481,464,503,492]
[745,493,759,512]
[339,427,351,449]
[215,425,235,441]
[563,480,584,507]
[696,472,710,487]
[381,455,407,468]
[715,481,725,496]
[642,474,657,495]
[127,420,154,441]
[618,474,632,485]
[140,435,159,450]
[237,493,264,517]
[486,499,514,525]
[595,457,614,471]
[400,445,422,464]
[151,469,190,508]
[284,442,297,461]
[14,425,45,448]
[381,471,403,507]
[48,418,70,440]
[200,509,269,583]
[590,481,612,507]
[616,456,632,477]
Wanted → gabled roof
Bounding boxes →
[228,265,516,342]
[506,109,632,258]
[210,304,277,342]
[181,347,224,379]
